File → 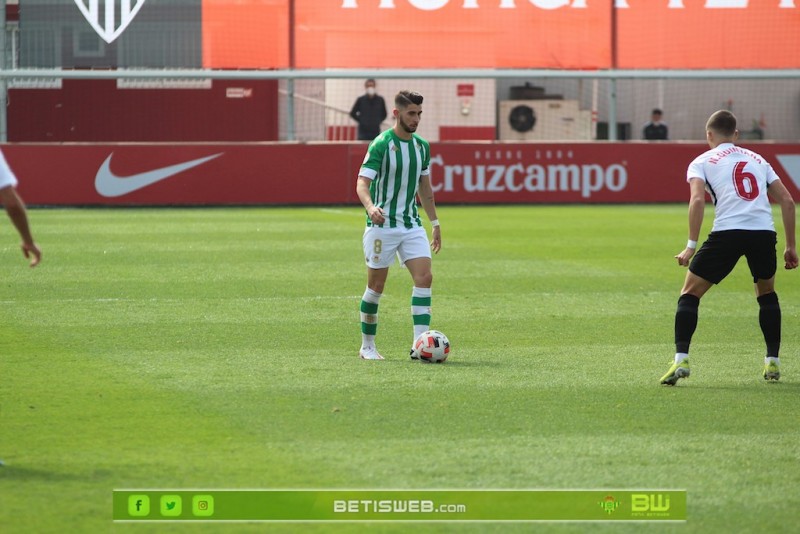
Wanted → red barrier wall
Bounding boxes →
[3,143,800,206]
[8,80,279,142]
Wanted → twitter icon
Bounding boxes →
[160,495,182,517]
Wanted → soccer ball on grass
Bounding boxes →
[412,330,450,363]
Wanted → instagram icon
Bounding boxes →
[192,495,214,517]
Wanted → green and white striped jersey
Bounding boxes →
[359,129,431,228]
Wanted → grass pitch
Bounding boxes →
[2,205,799,533]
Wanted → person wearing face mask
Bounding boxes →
[350,79,388,141]
[643,108,669,140]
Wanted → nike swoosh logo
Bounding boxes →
[95,152,223,197]
[776,154,800,191]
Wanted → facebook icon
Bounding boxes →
[128,495,150,516]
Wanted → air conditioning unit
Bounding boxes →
[498,100,591,141]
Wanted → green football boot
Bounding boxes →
[660,360,690,386]
[763,361,780,381]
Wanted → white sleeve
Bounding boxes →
[686,157,705,183]
[358,167,377,180]
[765,163,780,186]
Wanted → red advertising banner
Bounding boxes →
[617,1,800,69]
[426,144,689,203]
[294,1,611,69]
[3,143,800,206]
[3,144,351,206]
[202,0,290,68]
[194,1,799,69]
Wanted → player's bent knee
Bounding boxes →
[370,283,386,293]
[755,278,776,297]
[414,272,433,288]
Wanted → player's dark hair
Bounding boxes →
[395,90,423,109]
[706,110,737,137]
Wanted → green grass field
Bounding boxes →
[2,205,799,533]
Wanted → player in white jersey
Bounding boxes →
[661,110,797,385]
[0,149,41,267]
[355,90,441,360]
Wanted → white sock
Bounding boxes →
[674,353,689,364]
[765,356,780,365]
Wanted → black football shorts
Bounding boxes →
[689,230,777,284]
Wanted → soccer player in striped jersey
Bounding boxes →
[661,110,797,385]
[356,90,441,360]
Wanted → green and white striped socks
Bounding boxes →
[411,286,432,340]
[361,286,432,349]
[360,287,382,348]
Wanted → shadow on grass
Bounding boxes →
[0,464,87,482]
[415,359,491,368]
[368,358,493,368]
[660,381,800,391]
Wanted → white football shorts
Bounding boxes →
[0,150,19,190]
[363,226,431,269]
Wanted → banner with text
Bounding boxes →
[4,143,800,206]
[209,1,800,69]
[20,2,797,69]
[113,489,687,522]
[617,1,800,69]
[293,1,611,69]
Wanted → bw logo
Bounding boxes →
[74,0,147,44]
[631,493,670,513]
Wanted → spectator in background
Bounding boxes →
[643,108,669,140]
[350,79,388,141]
[0,150,41,267]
